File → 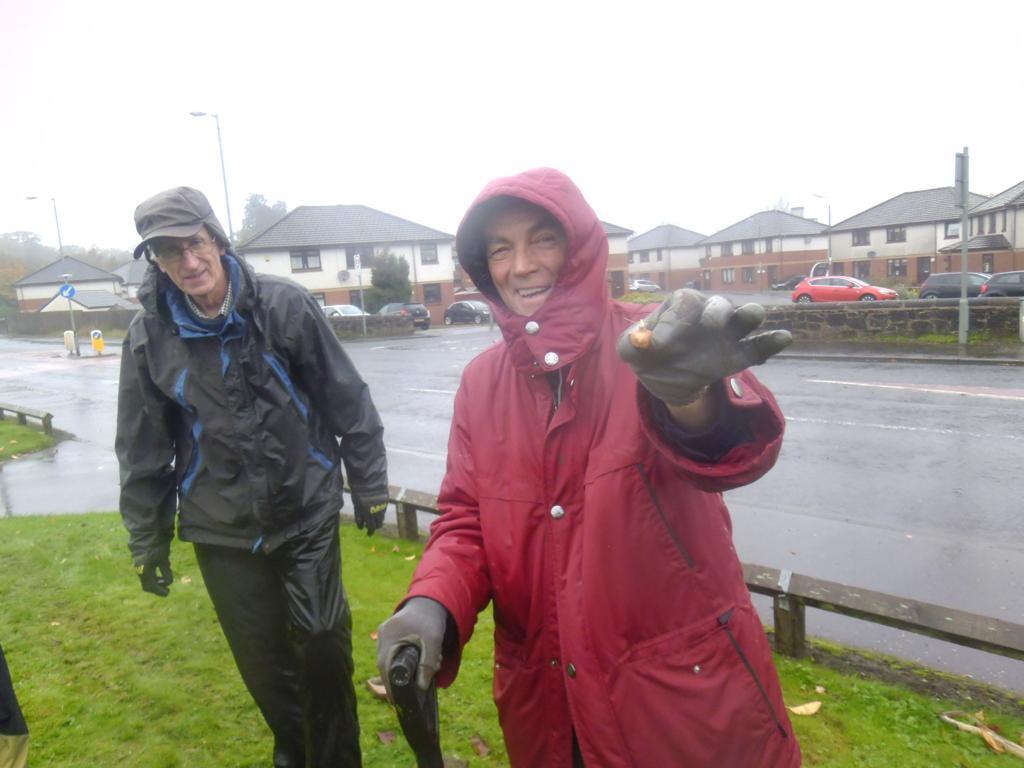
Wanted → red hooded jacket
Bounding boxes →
[406,169,800,767]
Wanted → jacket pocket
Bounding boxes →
[719,607,788,737]
[635,462,694,568]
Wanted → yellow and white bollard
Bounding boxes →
[90,330,105,355]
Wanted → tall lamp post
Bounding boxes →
[189,111,235,242]
[25,196,64,257]
[812,193,832,273]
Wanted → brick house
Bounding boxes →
[937,179,1024,274]
[628,224,706,291]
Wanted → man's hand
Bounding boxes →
[376,597,448,697]
[352,491,389,536]
[135,559,173,597]
[617,289,792,406]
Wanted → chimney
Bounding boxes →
[790,206,805,218]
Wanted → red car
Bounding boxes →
[791,276,899,303]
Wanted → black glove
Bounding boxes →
[352,491,389,536]
[376,597,449,695]
[135,559,173,597]
[617,289,792,406]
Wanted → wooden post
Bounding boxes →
[396,502,419,542]
[773,595,807,658]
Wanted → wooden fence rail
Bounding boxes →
[379,485,1024,663]
[0,402,53,435]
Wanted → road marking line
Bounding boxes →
[405,388,456,395]
[387,445,447,461]
[786,416,1022,441]
[807,378,1024,401]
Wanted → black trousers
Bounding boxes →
[194,515,360,768]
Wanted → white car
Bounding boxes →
[629,279,662,292]
[322,304,366,318]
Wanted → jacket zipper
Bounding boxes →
[635,463,694,568]
[719,609,788,737]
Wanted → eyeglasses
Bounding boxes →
[152,235,215,264]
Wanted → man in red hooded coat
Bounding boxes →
[378,168,801,767]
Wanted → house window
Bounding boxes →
[886,226,906,244]
[887,258,908,277]
[311,292,326,306]
[1001,211,1007,232]
[420,244,438,265]
[741,240,755,255]
[721,242,733,257]
[764,238,773,253]
[742,267,755,283]
[290,249,322,272]
[982,253,994,272]
[345,246,373,270]
[639,251,650,263]
[988,213,996,234]
[854,261,871,279]
[422,283,442,304]
[704,245,711,258]
[703,270,711,284]
[972,217,982,236]
[944,222,960,239]
[656,250,663,262]
[852,230,870,246]
[831,262,845,276]
[722,268,735,284]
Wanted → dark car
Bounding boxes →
[378,302,431,329]
[771,275,806,291]
[444,300,491,325]
[918,272,990,299]
[979,270,1024,297]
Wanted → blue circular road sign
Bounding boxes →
[60,284,76,299]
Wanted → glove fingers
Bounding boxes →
[726,303,766,340]
[736,330,793,366]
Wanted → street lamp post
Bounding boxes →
[189,111,235,242]
[25,196,64,257]
[812,193,832,273]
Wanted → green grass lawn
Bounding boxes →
[1,513,1021,766]
[0,420,54,460]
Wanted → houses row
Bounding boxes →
[14,176,1024,321]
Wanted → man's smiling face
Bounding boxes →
[484,200,568,317]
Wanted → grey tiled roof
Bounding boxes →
[629,224,706,251]
[831,187,989,231]
[236,205,454,251]
[112,260,151,285]
[44,290,136,310]
[601,221,634,236]
[15,256,119,286]
[700,210,826,244]
[938,233,1012,253]
[970,179,1024,213]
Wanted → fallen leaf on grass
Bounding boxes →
[391,545,400,554]
[8,440,16,444]
[370,630,379,641]
[365,676,388,701]
[50,621,61,626]
[377,730,396,745]
[180,576,192,585]
[788,701,822,716]
[981,727,1005,754]
[470,734,491,756]
[369,545,376,553]
[814,685,826,694]
[404,555,416,561]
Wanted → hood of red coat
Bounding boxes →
[456,168,610,374]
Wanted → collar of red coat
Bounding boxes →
[456,168,610,375]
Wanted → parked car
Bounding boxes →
[629,278,662,292]
[917,272,990,299]
[444,300,491,325]
[378,302,431,329]
[791,276,899,303]
[771,274,806,291]
[979,270,1024,297]
[322,304,366,318]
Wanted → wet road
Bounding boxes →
[0,331,1021,693]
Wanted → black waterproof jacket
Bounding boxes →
[116,255,388,564]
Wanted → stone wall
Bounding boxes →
[761,297,1022,341]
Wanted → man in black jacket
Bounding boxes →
[117,186,389,767]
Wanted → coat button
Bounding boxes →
[693,664,702,674]
[544,351,560,367]
[566,663,577,678]
[550,658,559,668]
[550,505,565,519]
[525,320,540,335]
[729,377,744,397]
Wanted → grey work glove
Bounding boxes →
[352,491,388,536]
[376,596,449,697]
[135,558,173,598]
[616,289,792,406]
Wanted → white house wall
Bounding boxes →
[17,279,120,302]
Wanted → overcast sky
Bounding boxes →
[3,0,1023,254]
